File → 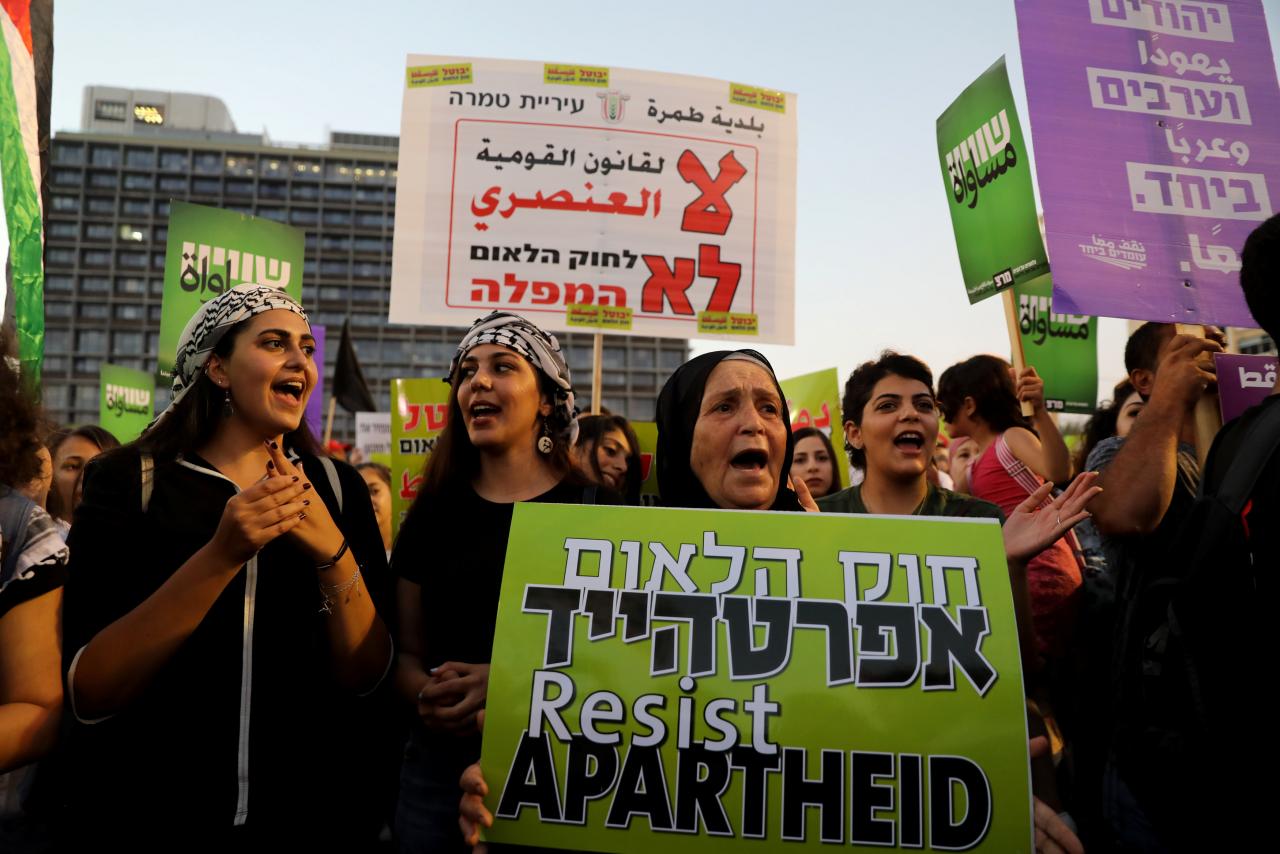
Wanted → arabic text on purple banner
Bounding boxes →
[304,324,326,437]
[1215,352,1275,422]
[1015,0,1280,327]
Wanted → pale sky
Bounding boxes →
[46,0,1280,409]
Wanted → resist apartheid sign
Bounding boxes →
[481,505,1032,851]
[391,56,798,343]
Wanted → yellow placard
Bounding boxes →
[697,311,759,335]
[566,304,633,331]
[406,63,473,88]
[543,63,610,87]
[728,82,786,113]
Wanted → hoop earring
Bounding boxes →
[222,388,234,418]
[537,420,553,454]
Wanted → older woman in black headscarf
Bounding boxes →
[654,349,815,512]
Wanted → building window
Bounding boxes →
[155,200,171,217]
[75,384,100,410]
[192,152,222,174]
[224,155,255,176]
[323,185,353,203]
[51,194,80,212]
[112,331,145,354]
[117,251,148,269]
[43,385,69,410]
[93,100,127,122]
[258,181,286,200]
[52,169,82,187]
[90,146,121,167]
[354,163,389,185]
[86,197,114,214]
[115,277,147,295]
[123,173,155,191]
[46,274,74,292]
[118,224,148,242]
[353,261,382,279]
[80,276,110,293]
[114,303,146,321]
[89,171,118,189]
[125,148,156,169]
[291,183,319,200]
[293,159,321,180]
[121,198,150,216]
[45,330,69,352]
[290,208,318,226]
[355,212,386,228]
[47,221,77,239]
[46,302,72,318]
[325,162,353,182]
[159,150,189,171]
[82,222,113,241]
[158,175,186,192]
[77,330,107,352]
[259,157,286,178]
[79,249,111,267]
[320,286,347,301]
[148,304,163,322]
[322,210,352,226]
[659,348,685,370]
[322,235,352,251]
[355,187,385,204]
[319,260,349,276]
[257,207,285,222]
[53,143,85,165]
[192,177,220,195]
[226,179,254,196]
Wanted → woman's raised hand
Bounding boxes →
[264,440,345,563]
[210,473,310,564]
[1002,472,1101,564]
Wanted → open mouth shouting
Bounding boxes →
[468,400,502,426]
[893,430,926,456]
[272,378,306,407]
[729,447,770,474]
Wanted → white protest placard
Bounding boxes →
[390,56,797,343]
[355,411,392,459]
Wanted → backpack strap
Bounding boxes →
[1203,401,1280,513]
[318,455,343,513]
[140,452,155,514]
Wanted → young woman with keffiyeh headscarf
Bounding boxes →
[55,285,394,846]
[392,311,617,853]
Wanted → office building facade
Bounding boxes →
[41,87,689,436]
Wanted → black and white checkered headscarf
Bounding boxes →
[448,311,578,444]
[150,283,308,430]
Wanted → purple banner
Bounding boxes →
[1016,0,1280,326]
[305,324,326,437]
[1215,352,1275,421]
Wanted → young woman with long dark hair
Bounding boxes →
[572,413,641,504]
[58,285,393,846]
[392,312,613,853]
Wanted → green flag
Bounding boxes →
[99,363,155,443]
[937,56,1048,304]
[159,201,305,376]
[481,504,1033,851]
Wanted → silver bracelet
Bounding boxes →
[318,564,362,614]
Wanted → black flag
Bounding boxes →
[332,319,375,412]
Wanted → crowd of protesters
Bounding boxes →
[0,212,1276,852]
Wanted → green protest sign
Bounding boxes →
[482,504,1032,851]
[631,421,659,505]
[781,368,851,491]
[937,56,1048,304]
[1014,274,1098,414]
[390,378,453,540]
[159,201,305,375]
[98,363,154,443]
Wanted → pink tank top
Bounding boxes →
[968,434,1082,657]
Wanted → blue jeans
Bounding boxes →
[395,735,469,854]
